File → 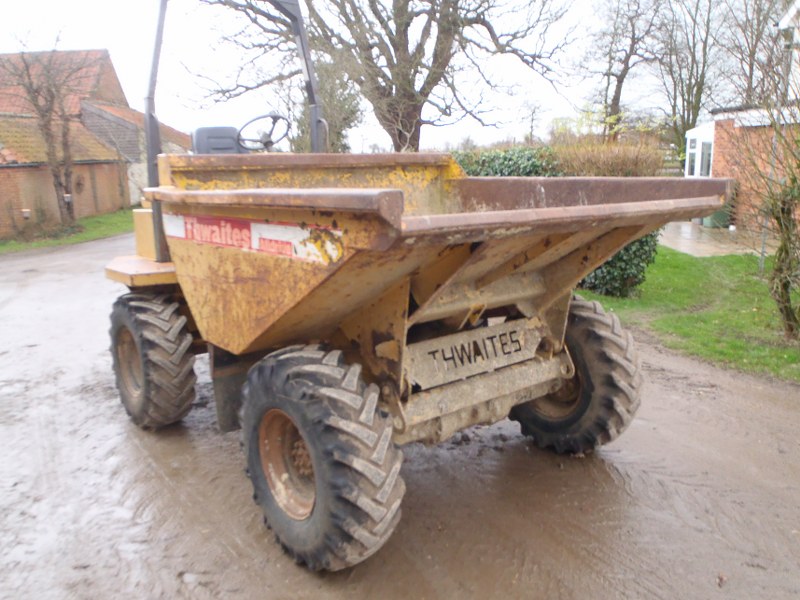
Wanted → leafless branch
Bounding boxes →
[201,0,569,150]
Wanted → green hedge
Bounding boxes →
[452,146,561,177]
[580,230,660,297]
[453,145,658,298]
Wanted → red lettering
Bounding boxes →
[259,238,293,256]
[177,216,252,250]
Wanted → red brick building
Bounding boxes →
[0,49,189,239]
[0,115,128,236]
[685,109,796,231]
[683,2,800,231]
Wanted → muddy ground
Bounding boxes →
[1,235,799,599]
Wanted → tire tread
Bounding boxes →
[510,297,641,454]
[110,293,196,429]
[241,345,404,571]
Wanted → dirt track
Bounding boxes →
[1,235,799,599]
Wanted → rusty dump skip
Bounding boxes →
[108,152,731,441]
[136,153,730,351]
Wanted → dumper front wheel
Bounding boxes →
[109,293,196,429]
[241,346,404,571]
[510,298,641,454]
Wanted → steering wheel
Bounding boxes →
[237,113,290,151]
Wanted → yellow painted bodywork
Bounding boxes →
[133,208,157,260]
[160,153,465,216]
[105,255,178,287]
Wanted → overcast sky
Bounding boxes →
[0,0,612,151]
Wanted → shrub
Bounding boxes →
[553,139,665,177]
[580,230,660,297]
[453,146,561,177]
[453,141,666,298]
[553,139,665,297]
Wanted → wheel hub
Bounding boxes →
[116,327,144,408]
[290,438,313,478]
[258,409,315,520]
[531,373,582,419]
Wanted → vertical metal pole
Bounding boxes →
[146,0,170,262]
[292,20,326,152]
[267,0,327,152]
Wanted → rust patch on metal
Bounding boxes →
[304,227,345,264]
[338,279,411,393]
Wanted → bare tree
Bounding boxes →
[720,27,800,339]
[718,0,789,106]
[654,0,720,154]
[589,0,661,141]
[0,50,96,225]
[736,112,800,340]
[201,0,568,151]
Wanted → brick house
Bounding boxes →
[0,49,189,239]
[0,114,129,237]
[684,110,783,230]
[683,2,800,231]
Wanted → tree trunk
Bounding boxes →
[374,101,423,152]
[39,113,75,226]
[769,191,800,341]
[392,120,421,152]
[606,76,625,142]
[59,105,75,222]
[51,174,69,225]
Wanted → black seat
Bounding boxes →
[191,126,246,154]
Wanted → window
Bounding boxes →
[700,142,712,176]
[687,152,696,176]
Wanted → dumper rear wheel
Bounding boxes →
[109,293,196,429]
[509,297,641,454]
[241,346,404,571]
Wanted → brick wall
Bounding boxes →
[0,161,129,239]
[712,118,792,231]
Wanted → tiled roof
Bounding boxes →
[0,50,189,165]
[0,50,127,115]
[87,102,191,150]
[0,115,119,165]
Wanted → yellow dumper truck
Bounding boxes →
[106,151,731,570]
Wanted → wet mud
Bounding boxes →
[1,235,799,599]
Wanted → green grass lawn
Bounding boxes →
[580,246,800,383]
[0,208,134,255]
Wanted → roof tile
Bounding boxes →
[87,101,191,149]
[0,115,119,165]
[0,49,127,115]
